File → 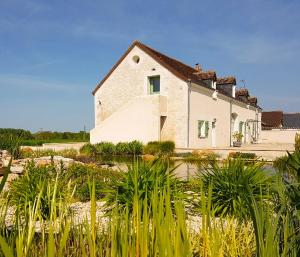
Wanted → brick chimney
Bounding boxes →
[195,63,201,71]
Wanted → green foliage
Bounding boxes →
[0,128,89,146]
[0,134,23,159]
[0,128,32,140]
[143,140,175,156]
[229,152,257,159]
[1,158,300,256]
[274,151,300,182]
[247,190,297,257]
[273,155,290,173]
[105,159,180,213]
[127,140,143,155]
[183,150,219,163]
[80,140,143,156]
[64,163,123,201]
[295,133,300,151]
[20,148,78,159]
[95,142,116,155]
[143,141,160,155]
[33,131,89,141]
[115,142,129,155]
[200,159,272,219]
[79,143,97,156]
[159,140,175,156]
[232,132,243,142]
[9,161,73,219]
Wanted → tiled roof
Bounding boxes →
[262,111,283,128]
[283,113,300,128]
[193,70,217,80]
[217,76,236,85]
[92,41,209,95]
[92,41,259,108]
[236,88,249,97]
[248,97,258,105]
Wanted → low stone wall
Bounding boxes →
[260,129,300,144]
[21,142,86,152]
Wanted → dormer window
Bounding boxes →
[212,81,216,89]
[149,76,160,94]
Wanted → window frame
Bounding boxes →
[198,120,209,138]
[148,76,160,95]
[239,121,244,134]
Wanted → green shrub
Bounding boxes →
[127,140,143,155]
[143,140,175,156]
[200,159,272,219]
[95,142,116,155]
[0,133,23,158]
[295,133,300,151]
[229,152,257,159]
[273,155,289,172]
[79,143,97,156]
[105,160,180,213]
[9,161,73,219]
[0,128,32,139]
[159,140,175,156]
[65,163,123,201]
[115,142,129,155]
[143,141,161,155]
[20,139,45,146]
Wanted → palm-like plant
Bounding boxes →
[200,159,272,219]
[104,159,180,213]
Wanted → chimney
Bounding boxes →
[195,63,201,71]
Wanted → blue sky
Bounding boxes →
[1,0,299,132]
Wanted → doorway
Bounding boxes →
[160,116,166,140]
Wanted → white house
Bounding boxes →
[90,41,261,148]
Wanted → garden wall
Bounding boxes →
[260,129,300,144]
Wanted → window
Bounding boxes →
[239,121,244,134]
[132,55,140,63]
[149,76,160,94]
[198,120,209,138]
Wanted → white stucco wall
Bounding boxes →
[260,129,300,144]
[91,95,163,144]
[189,84,260,148]
[91,45,188,147]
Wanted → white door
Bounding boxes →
[212,121,216,147]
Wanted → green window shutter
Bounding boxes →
[198,121,202,138]
[149,78,154,94]
[205,121,209,137]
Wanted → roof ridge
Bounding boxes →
[135,41,198,72]
[92,40,259,108]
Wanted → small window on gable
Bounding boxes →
[149,76,160,94]
[198,120,209,138]
[132,55,140,63]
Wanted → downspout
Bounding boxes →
[255,108,258,142]
[229,100,232,146]
[187,79,191,148]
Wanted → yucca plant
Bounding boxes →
[104,159,180,214]
[199,158,272,219]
